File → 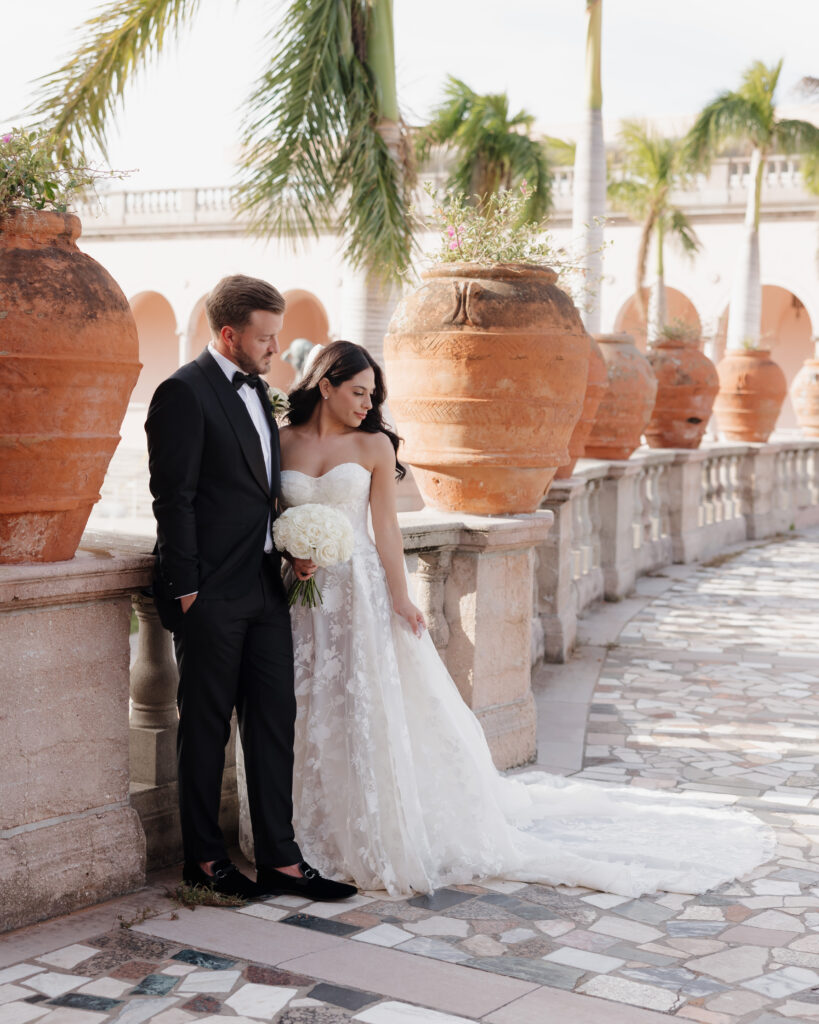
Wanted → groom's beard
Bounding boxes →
[234,349,273,376]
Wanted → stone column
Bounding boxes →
[537,478,585,662]
[0,535,152,932]
[741,444,780,539]
[402,509,554,770]
[598,460,641,599]
[128,592,181,867]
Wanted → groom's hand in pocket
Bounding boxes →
[180,592,198,614]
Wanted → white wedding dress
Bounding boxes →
[281,462,775,898]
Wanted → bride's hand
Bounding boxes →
[394,597,426,638]
[291,557,317,581]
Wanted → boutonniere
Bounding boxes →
[261,381,290,419]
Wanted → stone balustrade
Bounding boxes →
[4,438,819,930]
[536,439,819,662]
[72,154,813,236]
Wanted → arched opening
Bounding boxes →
[271,289,333,390]
[715,285,814,431]
[281,289,331,349]
[613,288,702,353]
[130,292,179,404]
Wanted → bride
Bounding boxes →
[278,340,775,898]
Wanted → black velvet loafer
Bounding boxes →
[182,859,263,900]
[256,861,358,901]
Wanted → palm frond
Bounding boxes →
[543,135,575,166]
[666,207,701,257]
[29,0,202,159]
[607,178,649,218]
[772,118,819,155]
[417,76,551,222]
[415,76,475,160]
[686,92,769,168]
[802,150,819,195]
[236,0,414,282]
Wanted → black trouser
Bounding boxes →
[173,557,301,867]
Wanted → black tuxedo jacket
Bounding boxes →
[145,348,284,629]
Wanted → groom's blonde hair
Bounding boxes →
[206,275,286,334]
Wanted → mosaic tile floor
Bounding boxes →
[2,529,819,1023]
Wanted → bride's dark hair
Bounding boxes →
[287,340,406,480]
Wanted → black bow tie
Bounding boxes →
[232,371,262,391]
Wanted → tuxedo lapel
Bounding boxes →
[195,350,270,497]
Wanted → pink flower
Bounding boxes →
[1,134,12,144]
[448,240,459,250]
[446,225,456,238]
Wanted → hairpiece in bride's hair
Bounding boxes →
[286,340,406,480]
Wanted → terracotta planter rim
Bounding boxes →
[595,332,636,345]
[0,207,82,245]
[649,337,701,349]
[422,261,558,283]
[723,347,772,358]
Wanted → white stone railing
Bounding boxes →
[535,439,819,662]
[71,154,815,235]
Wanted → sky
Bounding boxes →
[3,0,818,190]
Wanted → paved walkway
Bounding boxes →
[3,529,819,1024]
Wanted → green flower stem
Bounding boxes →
[288,576,324,608]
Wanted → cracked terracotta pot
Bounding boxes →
[556,333,607,478]
[644,338,719,449]
[384,262,589,515]
[584,332,658,460]
[713,348,786,443]
[791,358,819,438]
[0,209,140,562]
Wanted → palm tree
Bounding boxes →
[416,76,552,222]
[28,0,413,284]
[687,59,819,350]
[571,0,605,334]
[608,121,700,344]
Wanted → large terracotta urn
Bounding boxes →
[584,332,658,460]
[644,338,719,449]
[791,358,819,437]
[713,348,787,443]
[556,333,607,478]
[384,263,589,515]
[0,210,140,563]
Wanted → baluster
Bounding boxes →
[412,548,453,655]
[129,592,178,787]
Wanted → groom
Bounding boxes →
[146,274,355,901]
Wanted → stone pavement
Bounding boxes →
[2,529,819,1024]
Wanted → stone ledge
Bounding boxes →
[0,531,154,610]
[400,508,554,553]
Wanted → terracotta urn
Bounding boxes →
[713,348,787,443]
[556,333,608,478]
[644,338,719,449]
[0,209,140,562]
[791,358,819,437]
[384,263,589,515]
[584,333,658,460]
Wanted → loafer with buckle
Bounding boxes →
[182,858,263,900]
[256,861,357,901]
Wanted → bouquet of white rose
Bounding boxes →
[273,503,354,607]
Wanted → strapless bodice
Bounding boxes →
[280,462,372,541]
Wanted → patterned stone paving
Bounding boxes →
[3,530,819,1023]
